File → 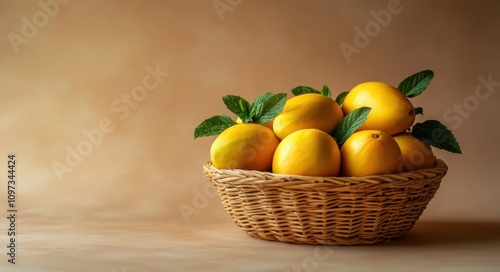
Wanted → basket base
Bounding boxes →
[240,223,416,246]
[203,159,448,246]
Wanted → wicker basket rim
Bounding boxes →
[203,159,448,186]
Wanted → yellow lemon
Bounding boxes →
[273,129,341,176]
[340,130,402,177]
[393,132,435,172]
[342,82,415,135]
[235,117,273,130]
[273,93,343,140]
[210,123,280,171]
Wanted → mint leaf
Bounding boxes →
[292,85,333,98]
[194,114,237,139]
[291,86,319,96]
[335,91,349,105]
[398,70,434,98]
[239,99,251,121]
[255,93,287,124]
[222,95,250,119]
[249,92,273,120]
[320,85,332,98]
[333,107,371,146]
[415,107,424,115]
[411,120,462,154]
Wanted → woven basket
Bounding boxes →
[203,159,448,245]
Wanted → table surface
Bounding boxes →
[1,216,499,272]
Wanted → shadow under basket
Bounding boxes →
[203,159,448,245]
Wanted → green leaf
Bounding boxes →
[397,70,434,98]
[238,99,251,121]
[222,95,250,119]
[255,93,287,124]
[335,91,349,105]
[333,107,371,146]
[411,120,462,154]
[249,92,273,120]
[320,85,332,98]
[291,86,320,96]
[194,114,237,139]
[415,107,424,115]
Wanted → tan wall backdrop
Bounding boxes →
[0,0,499,231]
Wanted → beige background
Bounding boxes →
[0,0,499,271]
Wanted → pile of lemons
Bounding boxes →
[196,70,460,177]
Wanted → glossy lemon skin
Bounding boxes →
[210,123,280,171]
[393,132,435,172]
[342,82,415,135]
[273,94,343,140]
[340,130,402,177]
[273,129,341,177]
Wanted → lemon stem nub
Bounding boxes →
[372,134,380,139]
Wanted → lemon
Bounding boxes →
[340,130,402,177]
[393,132,435,172]
[273,93,343,140]
[210,123,280,171]
[272,129,341,176]
[342,82,415,135]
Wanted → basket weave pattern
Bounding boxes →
[203,159,448,245]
